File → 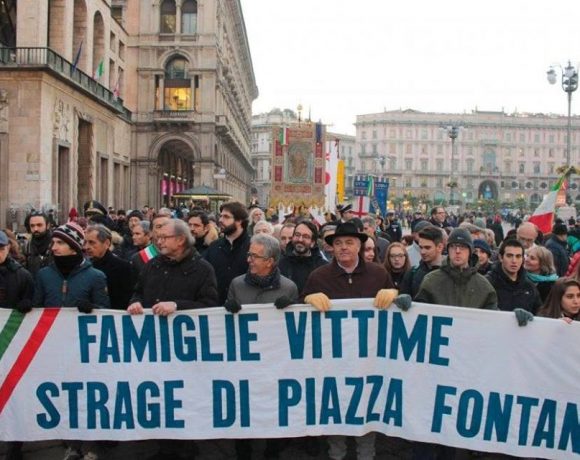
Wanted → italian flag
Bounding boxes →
[93,59,104,80]
[139,244,159,264]
[528,173,567,233]
[279,127,288,146]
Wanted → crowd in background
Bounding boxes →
[1,199,579,460]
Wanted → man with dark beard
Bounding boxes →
[204,201,251,305]
[279,220,327,293]
[22,212,53,279]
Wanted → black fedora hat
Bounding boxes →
[325,221,368,245]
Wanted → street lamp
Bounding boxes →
[441,123,463,205]
[547,61,578,203]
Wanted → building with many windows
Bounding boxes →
[0,0,257,229]
[355,109,580,210]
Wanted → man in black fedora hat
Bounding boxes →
[301,221,404,459]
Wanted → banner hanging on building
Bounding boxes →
[270,123,326,208]
[0,304,578,459]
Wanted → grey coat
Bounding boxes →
[227,273,298,305]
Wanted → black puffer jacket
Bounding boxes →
[132,249,218,310]
[278,243,328,294]
[485,263,542,314]
[0,257,34,308]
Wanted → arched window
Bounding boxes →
[160,0,176,33]
[182,0,197,34]
[164,57,190,110]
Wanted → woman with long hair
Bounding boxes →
[383,242,410,289]
[537,278,580,323]
[362,235,379,264]
[524,246,558,302]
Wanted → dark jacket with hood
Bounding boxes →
[400,259,442,299]
[132,248,218,310]
[485,263,542,313]
[0,257,34,309]
[204,231,251,305]
[415,260,498,310]
[33,259,110,308]
[278,243,328,294]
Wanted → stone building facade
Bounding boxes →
[355,109,580,209]
[0,0,257,229]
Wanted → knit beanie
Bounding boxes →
[447,228,473,252]
[52,223,85,253]
[473,238,492,257]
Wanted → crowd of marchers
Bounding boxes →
[0,200,579,460]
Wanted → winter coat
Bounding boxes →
[415,261,498,310]
[0,257,34,309]
[545,236,569,277]
[301,258,394,301]
[384,220,402,243]
[489,222,504,247]
[22,232,53,279]
[485,263,542,313]
[227,272,298,305]
[278,243,328,294]
[91,251,134,310]
[204,231,251,305]
[33,260,110,308]
[400,260,441,299]
[131,249,218,310]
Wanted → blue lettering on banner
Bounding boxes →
[212,380,250,428]
[277,376,403,427]
[430,385,579,453]
[283,310,451,364]
[78,314,259,364]
[35,380,185,430]
[238,314,260,361]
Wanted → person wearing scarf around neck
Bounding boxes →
[524,245,559,303]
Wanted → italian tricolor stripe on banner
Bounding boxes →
[0,309,60,414]
[527,173,567,233]
[139,244,159,264]
[279,127,288,146]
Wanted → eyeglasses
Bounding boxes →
[389,253,406,259]
[448,243,469,252]
[247,252,270,260]
[157,234,177,241]
[293,232,312,241]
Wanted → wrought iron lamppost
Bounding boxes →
[441,124,463,205]
[547,61,578,204]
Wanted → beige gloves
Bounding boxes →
[373,289,399,309]
[304,293,331,312]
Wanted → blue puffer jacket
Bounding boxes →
[33,260,110,308]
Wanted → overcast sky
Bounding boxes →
[241,0,580,135]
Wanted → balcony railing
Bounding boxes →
[0,47,132,121]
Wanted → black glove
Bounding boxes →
[16,298,33,314]
[393,294,412,312]
[224,299,242,314]
[76,299,95,314]
[274,296,294,310]
[514,308,534,327]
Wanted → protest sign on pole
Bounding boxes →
[0,302,578,459]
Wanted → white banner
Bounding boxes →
[0,302,578,459]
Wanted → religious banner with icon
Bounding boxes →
[270,123,326,208]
